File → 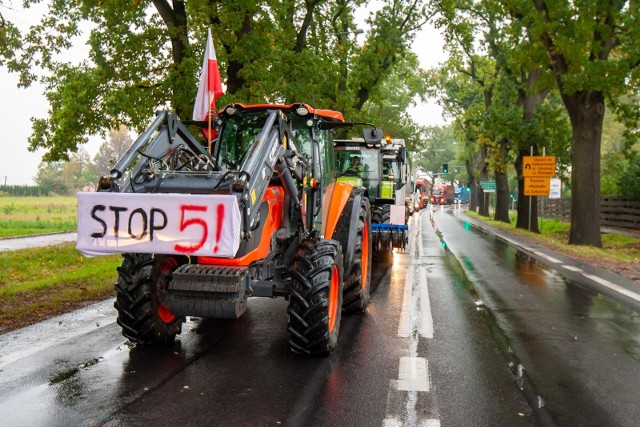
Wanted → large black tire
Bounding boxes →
[114,253,186,344]
[287,239,344,356]
[342,197,372,313]
[372,205,394,266]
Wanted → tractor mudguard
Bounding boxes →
[324,184,365,276]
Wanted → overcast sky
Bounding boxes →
[0,4,447,186]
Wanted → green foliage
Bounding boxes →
[617,153,640,197]
[413,124,457,178]
[5,0,429,162]
[34,161,69,195]
[93,125,132,176]
[600,151,626,195]
[0,185,50,196]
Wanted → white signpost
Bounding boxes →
[549,178,562,199]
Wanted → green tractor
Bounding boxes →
[334,136,410,264]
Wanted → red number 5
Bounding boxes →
[174,205,208,254]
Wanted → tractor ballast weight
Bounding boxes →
[78,103,380,356]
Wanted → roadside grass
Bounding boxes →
[0,242,120,334]
[465,210,640,264]
[0,196,77,237]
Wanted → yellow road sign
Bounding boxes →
[524,177,550,196]
[523,156,556,177]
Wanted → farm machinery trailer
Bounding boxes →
[77,103,383,356]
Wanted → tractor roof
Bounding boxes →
[219,103,344,123]
[333,138,383,150]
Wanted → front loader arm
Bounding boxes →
[98,111,220,194]
[236,110,306,237]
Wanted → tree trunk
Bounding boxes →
[494,138,511,223]
[494,170,510,223]
[564,91,604,247]
[221,11,252,96]
[152,0,189,118]
[514,68,547,233]
[478,147,489,217]
[465,152,479,212]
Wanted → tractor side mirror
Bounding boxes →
[363,127,383,145]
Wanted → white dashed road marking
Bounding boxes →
[384,211,440,426]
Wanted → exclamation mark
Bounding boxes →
[213,204,225,253]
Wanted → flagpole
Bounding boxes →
[207,89,212,154]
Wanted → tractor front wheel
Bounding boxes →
[288,239,344,356]
[343,197,372,313]
[114,253,186,344]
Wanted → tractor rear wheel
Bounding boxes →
[372,205,394,266]
[288,239,344,356]
[343,197,372,313]
[114,253,186,344]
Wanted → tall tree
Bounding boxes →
[4,0,429,163]
[93,125,134,176]
[504,0,640,247]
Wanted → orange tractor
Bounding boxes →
[78,103,382,356]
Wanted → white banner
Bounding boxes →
[77,192,241,258]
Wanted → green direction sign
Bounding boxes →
[480,180,496,192]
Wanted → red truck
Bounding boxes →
[431,184,455,205]
[414,179,431,209]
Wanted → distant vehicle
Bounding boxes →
[454,187,470,204]
[414,179,430,209]
[432,184,454,205]
[334,136,410,264]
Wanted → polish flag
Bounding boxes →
[192,28,224,121]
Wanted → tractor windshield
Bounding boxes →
[335,148,380,198]
[216,112,266,171]
[215,109,335,187]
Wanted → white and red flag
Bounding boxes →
[192,28,223,121]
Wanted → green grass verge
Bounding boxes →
[0,242,120,333]
[0,196,77,237]
[466,210,640,264]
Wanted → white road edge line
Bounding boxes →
[582,273,640,303]
[531,251,561,263]
[397,263,415,338]
[417,218,434,338]
[418,265,434,339]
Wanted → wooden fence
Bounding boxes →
[537,196,640,230]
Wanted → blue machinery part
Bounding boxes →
[371,223,408,251]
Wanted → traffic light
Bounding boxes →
[442,163,448,173]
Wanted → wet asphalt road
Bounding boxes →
[0,232,76,252]
[431,205,640,426]
[1,207,640,426]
